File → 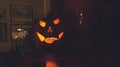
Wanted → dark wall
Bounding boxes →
[1,0,120,52]
[102,1,120,48]
[64,0,103,49]
[65,0,120,49]
[0,0,43,52]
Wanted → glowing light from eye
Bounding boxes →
[39,20,46,27]
[58,32,64,39]
[36,32,45,42]
[53,18,60,25]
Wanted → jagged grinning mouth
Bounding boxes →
[36,32,64,44]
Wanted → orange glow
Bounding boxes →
[58,32,64,39]
[46,60,58,67]
[36,32,64,44]
[45,53,58,67]
[36,32,45,42]
[39,20,46,27]
[47,27,53,33]
[45,37,58,44]
[53,18,60,25]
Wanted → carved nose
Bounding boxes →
[47,26,53,33]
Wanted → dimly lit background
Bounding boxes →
[0,0,120,67]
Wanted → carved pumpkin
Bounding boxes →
[34,16,65,47]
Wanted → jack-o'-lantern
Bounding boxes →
[34,16,65,48]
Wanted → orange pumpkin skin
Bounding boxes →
[34,16,66,50]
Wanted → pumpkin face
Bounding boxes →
[34,17,65,46]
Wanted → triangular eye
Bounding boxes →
[53,18,60,25]
[39,20,46,27]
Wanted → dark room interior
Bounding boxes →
[0,0,120,67]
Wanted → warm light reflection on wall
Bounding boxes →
[80,12,83,24]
